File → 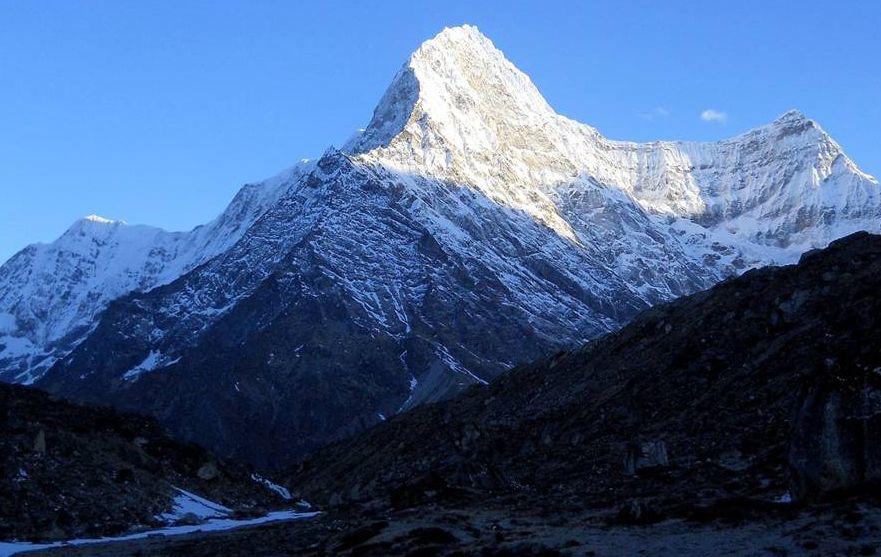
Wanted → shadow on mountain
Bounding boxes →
[294,231,881,521]
[40,155,708,470]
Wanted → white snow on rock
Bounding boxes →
[83,214,121,225]
[349,25,879,262]
[157,487,232,522]
[0,487,319,556]
[122,350,180,381]
[251,474,293,501]
[0,313,16,334]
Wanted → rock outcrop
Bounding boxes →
[789,366,881,500]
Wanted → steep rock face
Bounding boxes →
[0,25,878,467]
[39,154,663,466]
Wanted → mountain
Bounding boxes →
[294,231,881,520]
[0,163,310,385]
[0,382,303,543]
[1,25,879,467]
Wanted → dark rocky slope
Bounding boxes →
[294,231,881,519]
[18,222,881,557]
[27,232,881,557]
[0,383,291,542]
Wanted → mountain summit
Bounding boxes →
[1,26,879,467]
[348,25,555,155]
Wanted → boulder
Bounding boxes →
[789,371,881,501]
[624,440,669,475]
[33,430,46,454]
[197,461,220,481]
[614,498,664,525]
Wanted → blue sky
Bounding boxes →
[1,0,879,263]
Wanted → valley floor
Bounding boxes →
[18,496,881,556]
[0,511,318,557]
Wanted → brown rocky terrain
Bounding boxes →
[0,383,291,542]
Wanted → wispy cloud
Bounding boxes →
[700,109,727,123]
[639,107,670,120]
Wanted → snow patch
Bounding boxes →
[0,510,319,557]
[0,336,35,359]
[157,487,231,522]
[773,492,793,504]
[122,351,179,381]
[435,345,488,385]
[251,474,292,501]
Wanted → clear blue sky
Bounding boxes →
[1,0,879,263]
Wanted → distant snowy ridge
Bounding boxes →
[0,162,313,384]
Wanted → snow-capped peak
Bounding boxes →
[342,24,879,257]
[61,214,138,242]
[767,110,817,136]
[405,24,554,120]
[775,109,808,121]
[347,24,555,155]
